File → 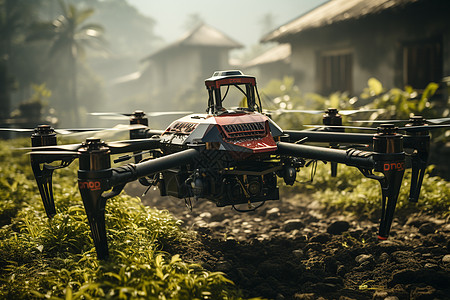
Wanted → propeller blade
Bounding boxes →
[89,111,192,119]
[61,124,148,139]
[27,151,79,163]
[28,150,79,156]
[338,109,383,116]
[18,136,161,152]
[305,124,450,133]
[106,138,161,154]
[0,128,34,132]
[146,111,193,117]
[427,117,450,124]
[55,128,108,134]
[266,108,382,115]
[350,119,405,124]
[350,117,450,125]
[89,112,133,117]
[0,127,108,135]
[304,125,377,131]
[17,143,84,152]
[398,124,450,132]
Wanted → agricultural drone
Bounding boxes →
[10,70,450,259]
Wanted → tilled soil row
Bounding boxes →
[134,186,450,300]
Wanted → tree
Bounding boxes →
[0,0,38,120]
[28,0,104,126]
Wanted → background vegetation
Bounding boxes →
[1,0,161,127]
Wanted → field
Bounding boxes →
[1,138,449,299]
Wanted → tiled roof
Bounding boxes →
[261,0,419,42]
[243,44,291,68]
[144,23,243,60]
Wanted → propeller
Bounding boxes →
[20,137,161,155]
[304,124,450,133]
[89,110,193,120]
[0,127,107,135]
[2,124,149,141]
[265,108,382,116]
[350,117,450,125]
[59,124,148,139]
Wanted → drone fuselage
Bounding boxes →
[155,110,290,207]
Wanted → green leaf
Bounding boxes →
[368,78,383,95]
[421,82,439,101]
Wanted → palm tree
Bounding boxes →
[29,0,104,126]
[0,0,37,121]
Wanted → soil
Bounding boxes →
[129,184,450,300]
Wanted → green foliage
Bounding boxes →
[0,139,243,299]
[361,78,443,120]
[262,76,447,126]
[261,76,361,129]
[282,162,450,220]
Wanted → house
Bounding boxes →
[261,0,450,97]
[242,44,292,87]
[140,23,243,111]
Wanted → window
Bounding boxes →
[318,49,353,95]
[403,38,443,89]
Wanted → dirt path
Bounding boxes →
[129,184,450,299]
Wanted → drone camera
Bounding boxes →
[187,170,206,199]
[281,166,297,185]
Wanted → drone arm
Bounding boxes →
[276,142,375,168]
[277,141,406,240]
[109,148,200,186]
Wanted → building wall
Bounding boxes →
[288,1,450,96]
[144,46,233,111]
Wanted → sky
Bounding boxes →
[126,0,329,47]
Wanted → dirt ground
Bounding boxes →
[129,184,450,300]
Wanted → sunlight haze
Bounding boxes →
[126,0,329,46]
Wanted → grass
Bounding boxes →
[0,138,244,299]
[282,160,450,220]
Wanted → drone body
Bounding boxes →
[21,70,446,259]
[158,111,282,207]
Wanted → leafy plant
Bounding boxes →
[361,77,443,120]
[282,162,450,220]
[0,139,244,299]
